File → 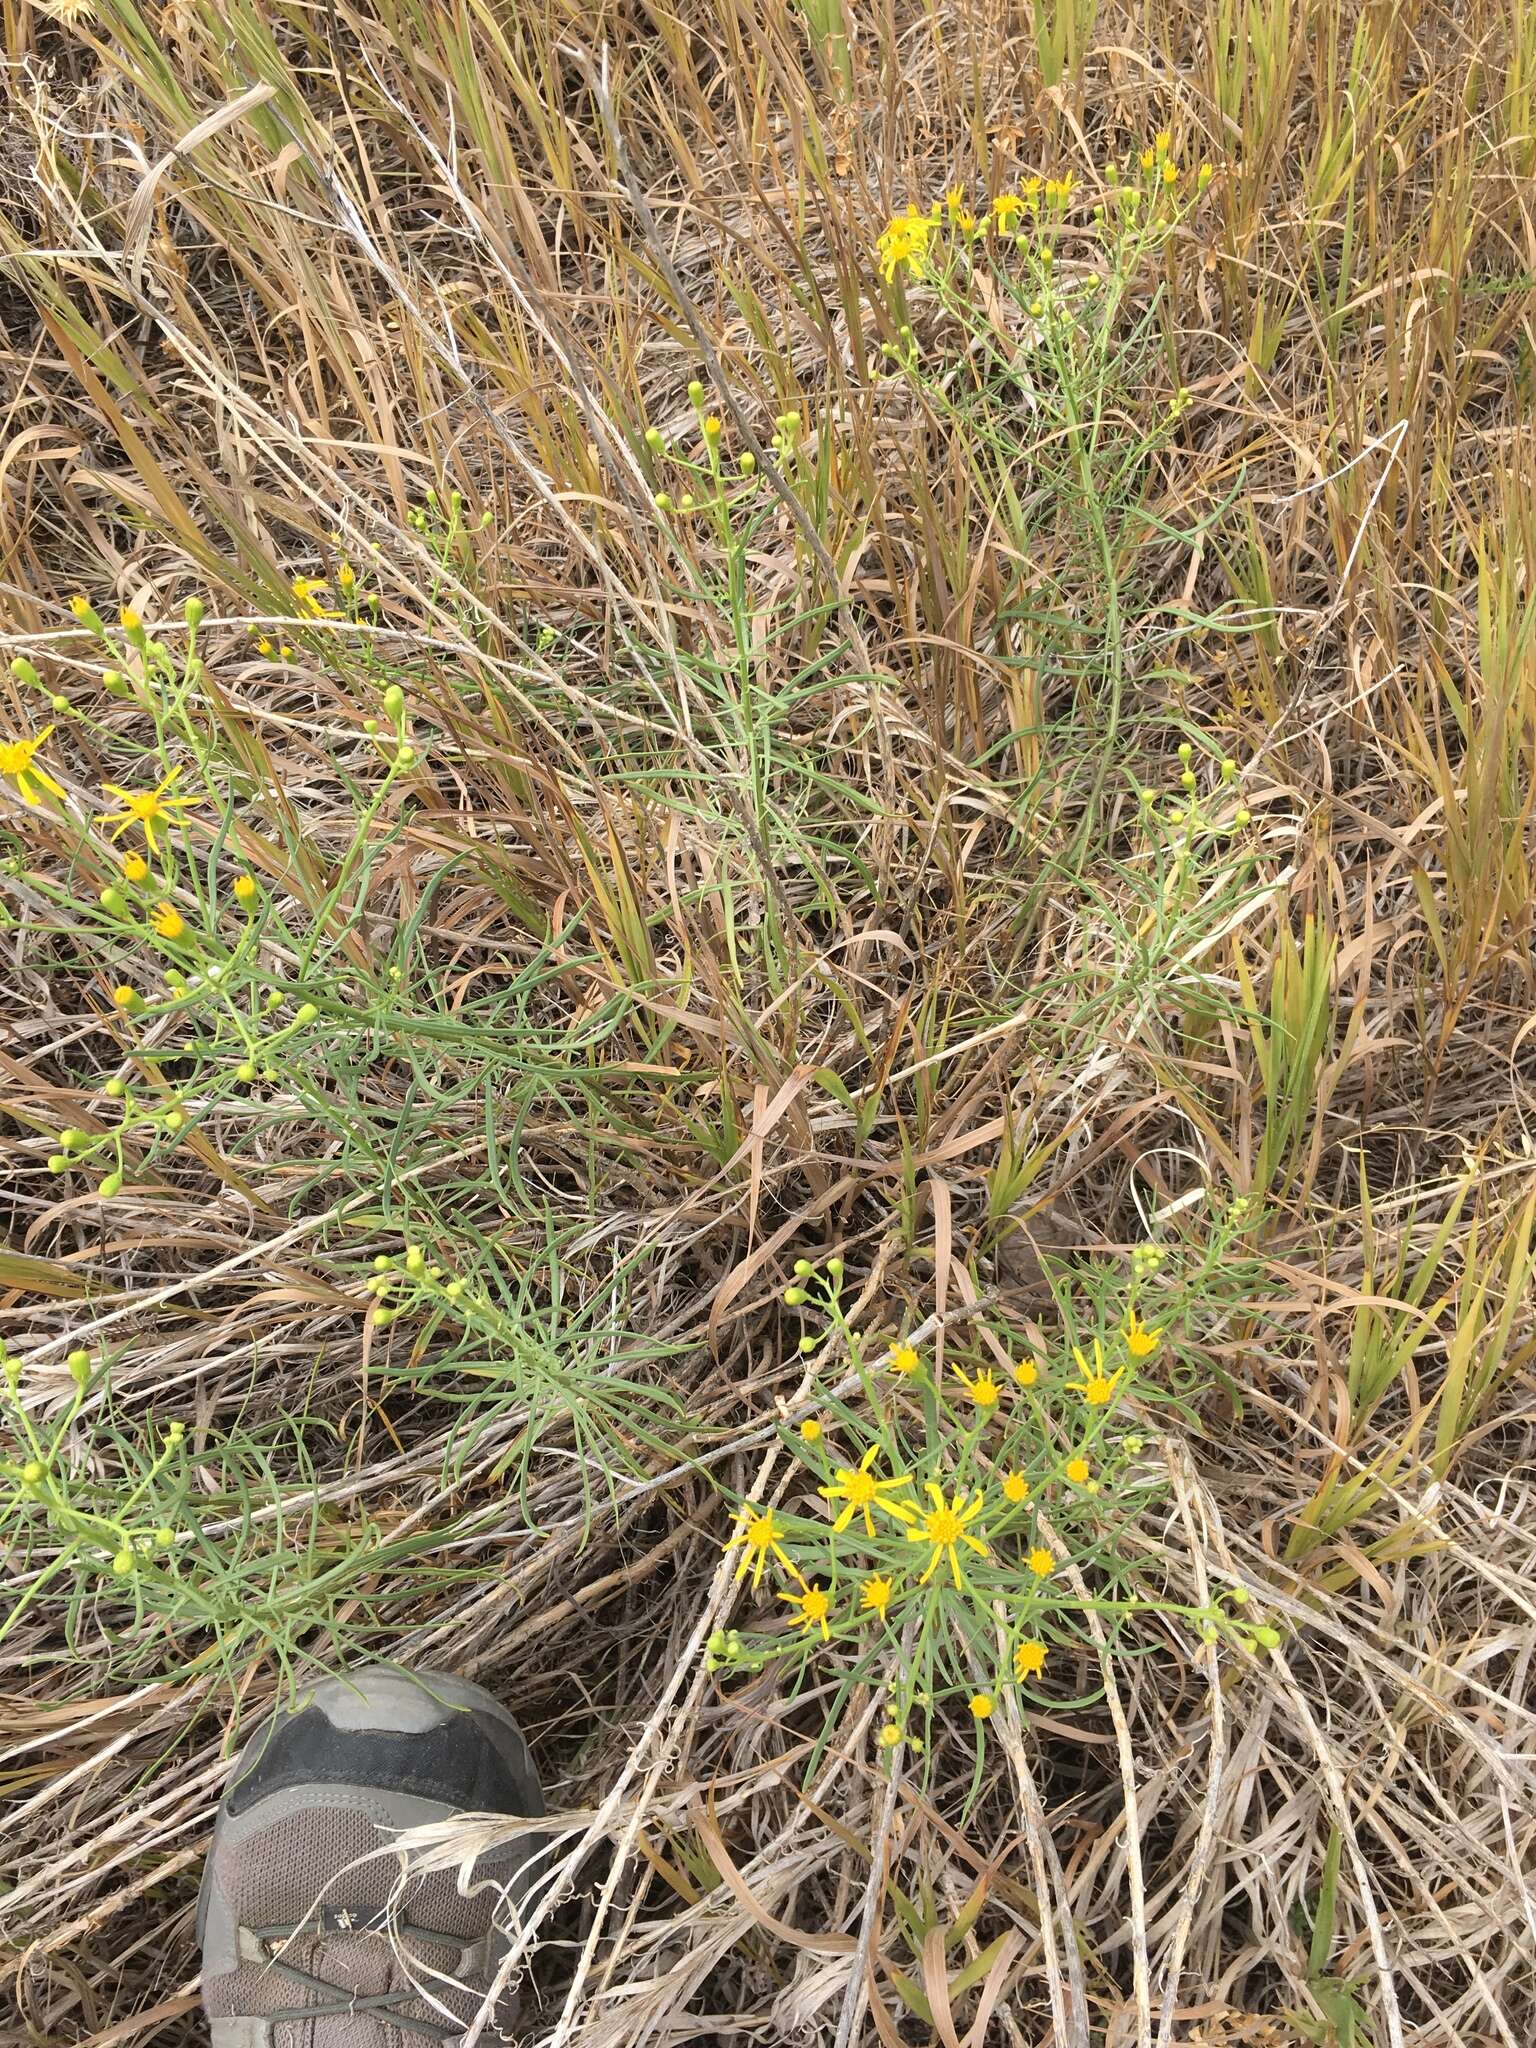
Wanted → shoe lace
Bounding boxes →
[246,1908,467,2042]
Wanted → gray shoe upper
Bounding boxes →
[199,1668,545,2048]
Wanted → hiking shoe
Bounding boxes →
[198,1665,545,2046]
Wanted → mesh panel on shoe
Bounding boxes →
[205,1806,512,2047]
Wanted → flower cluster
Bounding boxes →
[710,1258,1188,1743]
[7,596,418,1205]
[873,138,1217,290]
[644,379,781,521]
[1,1346,187,1584]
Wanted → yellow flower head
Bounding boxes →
[877,1721,902,1748]
[1012,1358,1039,1387]
[1028,1545,1054,1578]
[875,206,935,282]
[724,1503,801,1590]
[861,1574,894,1618]
[945,186,966,221]
[1140,146,1156,172]
[907,1482,988,1588]
[151,901,186,941]
[1155,128,1172,158]
[991,191,1024,231]
[233,874,258,904]
[97,765,199,855]
[819,1444,915,1537]
[1014,1638,1047,1680]
[953,1364,1002,1411]
[799,1418,822,1443]
[1069,1340,1126,1408]
[290,576,335,618]
[969,1693,994,1720]
[780,1581,832,1640]
[888,1343,921,1376]
[1162,159,1179,186]
[1065,1455,1090,1485]
[1123,1308,1161,1358]
[1002,1471,1030,1504]
[121,851,149,883]
[0,727,65,807]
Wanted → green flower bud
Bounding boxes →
[155,1525,176,1547]
[99,887,128,917]
[47,1154,68,1173]
[644,426,664,451]
[184,596,205,629]
[10,656,40,687]
[112,1549,135,1575]
[792,1259,813,1277]
[686,379,705,404]
[21,1459,43,1484]
[783,1286,806,1306]
[383,684,405,721]
[295,1003,318,1025]
[99,1172,123,1199]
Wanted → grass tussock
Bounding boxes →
[2,0,1535,2041]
